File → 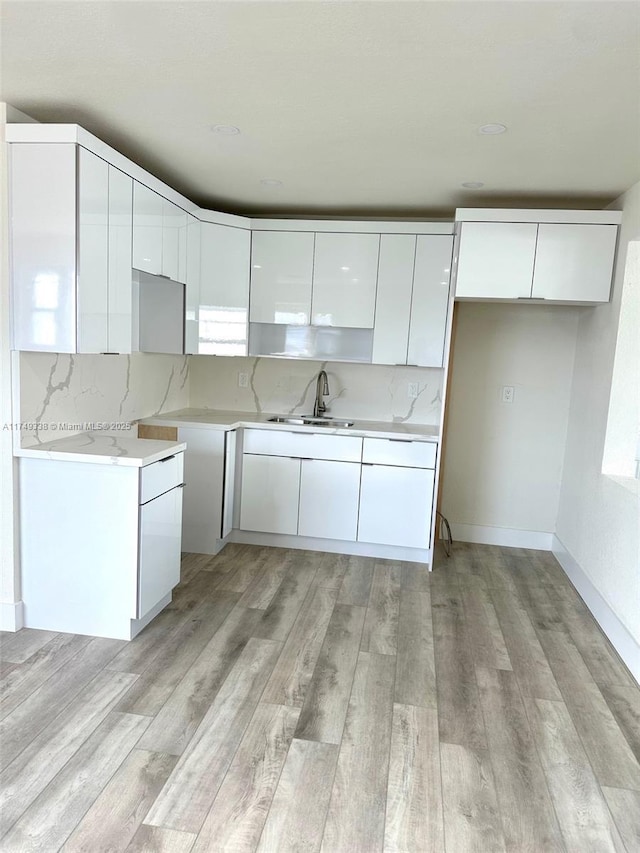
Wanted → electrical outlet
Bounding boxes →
[502,385,515,404]
[408,382,419,399]
[238,372,249,388]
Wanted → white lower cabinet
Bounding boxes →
[240,454,301,535]
[139,485,183,618]
[358,464,435,549]
[298,459,361,541]
[19,450,184,640]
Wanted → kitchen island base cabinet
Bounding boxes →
[358,465,435,549]
[19,452,184,640]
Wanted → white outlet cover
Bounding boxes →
[408,382,419,399]
[238,372,249,388]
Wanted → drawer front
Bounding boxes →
[243,428,362,462]
[140,452,184,504]
[138,485,183,617]
[362,437,436,469]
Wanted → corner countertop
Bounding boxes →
[139,408,440,442]
[15,433,187,467]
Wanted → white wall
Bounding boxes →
[18,352,190,446]
[190,355,444,426]
[441,303,580,544]
[556,179,640,649]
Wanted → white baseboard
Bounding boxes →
[552,535,640,685]
[0,600,24,632]
[451,523,554,551]
[230,530,432,565]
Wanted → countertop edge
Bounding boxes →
[15,439,187,467]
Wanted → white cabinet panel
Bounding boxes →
[140,452,184,504]
[222,430,237,539]
[372,235,415,364]
[200,223,251,355]
[77,148,109,353]
[298,459,360,541]
[312,233,380,328]
[250,231,314,324]
[240,454,300,535]
[243,428,362,462]
[407,235,453,367]
[184,215,201,354]
[532,223,618,302]
[107,167,133,353]
[133,182,164,275]
[362,438,437,469]
[139,485,183,618]
[358,464,434,549]
[177,429,225,553]
[455,222,537,299]
[10,144,78,352]
[162,198,187,282]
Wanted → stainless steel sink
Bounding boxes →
[267,416,354,428]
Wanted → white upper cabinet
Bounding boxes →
[372,233,453,367]
[407,235,453,367]
[132,182,187,282]
[199,223,251,355]
[372,235,415,364]
[455,222,538,299]
[107,167,133,354]
[77,147,109,353]
[453,214,620,304]
[10,143,132,354]
[250,231,314,324]
[311,233,380,327]
[132,182,163,276]
[184,215,201,355]
[532,224,617,302]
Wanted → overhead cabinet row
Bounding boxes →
[9,134,621,360]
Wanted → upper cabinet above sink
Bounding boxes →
[311,232,380,328]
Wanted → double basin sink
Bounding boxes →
[267,415,354,428]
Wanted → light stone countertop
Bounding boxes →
[15,433,186,467]
[139,408,440,442]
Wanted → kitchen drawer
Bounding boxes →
[243,428,362,462]
[362,437,437,469]
[140,452,184,504]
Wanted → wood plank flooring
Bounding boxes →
[1,542,639,852]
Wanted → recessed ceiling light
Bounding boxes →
[461,181,485,189]
[340,266,350,271]
[260,178,283,188]
[210,124,240,135]
[479,123,507,135]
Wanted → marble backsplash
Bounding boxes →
[18,352,189,446]
[189,356,444,425]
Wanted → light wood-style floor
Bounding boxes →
[1,542,639,852]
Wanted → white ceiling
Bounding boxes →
[2,1,639,217]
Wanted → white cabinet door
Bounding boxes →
[77,147,109,353]
[200,223,251,355]
[133,182,164,275]
[222,430,237,539]
[372,235,415,364]
[162,199,187,282]
[107,167,133,353]
[407,235,453,367]
[184,215,201,354]
[455,222,537,299]
[250,231,314,324]
[298,459,361,541]
[358,464,434,549]
[240,454,300,535]
[10,144,78,352]
[138,484,183,618]
[532,223,618,303]
[312,233,380,327]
